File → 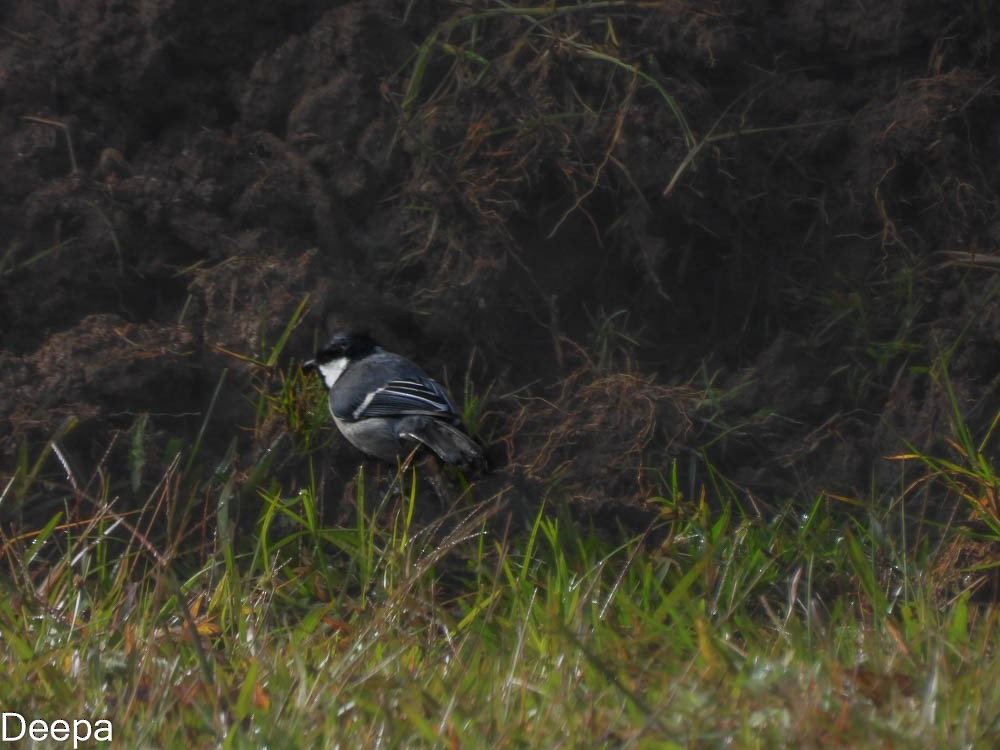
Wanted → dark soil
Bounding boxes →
[3,2,1000,535]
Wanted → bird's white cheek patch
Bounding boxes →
[317,358,349,389]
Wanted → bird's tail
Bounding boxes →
[401,418,486,470]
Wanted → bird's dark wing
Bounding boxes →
[350,377,458,421]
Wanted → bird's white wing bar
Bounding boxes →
[351,378,456,420]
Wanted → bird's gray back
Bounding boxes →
[328,352,457,420]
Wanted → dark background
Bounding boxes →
[2,1,999,525]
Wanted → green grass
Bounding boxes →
[2,445,999,748]
[2,326,1000,748]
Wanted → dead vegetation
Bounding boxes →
[2,1,1000,538]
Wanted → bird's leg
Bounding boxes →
[422,456,454,511]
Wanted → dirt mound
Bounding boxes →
[3,2,1000,529]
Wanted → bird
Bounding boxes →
[304,332,485,470]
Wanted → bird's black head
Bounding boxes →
[311,331,379,366]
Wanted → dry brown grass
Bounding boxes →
[506,358,700,507]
